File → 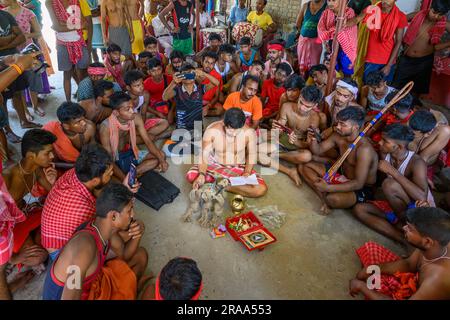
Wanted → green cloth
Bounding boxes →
[173,37,193,56]
[278,132,298,152]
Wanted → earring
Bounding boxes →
[112,216,116,221]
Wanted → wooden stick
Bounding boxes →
[325,0,347,97]
[324,81,414,182]
[196,0,201,52]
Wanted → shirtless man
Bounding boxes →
[350,207,450,300]
[263,39,293,80]
[408,110,450,166]
[42,183,148,300]
[80,80,115,124]
[259,86,325,186]
[126,0,146,55]
[99,91,168,180]
[324,78,361,127]
[43,102,96,164]
[392,0,450,96]
[229,60,264,94]
[301,107,378,215]
[2,129,58,271]
[353,124,433,245]
[187,108,267,198]
[309,64,333,98]
[195,33,223,65]
[101,0,134,58]
[277,74,306,115]
[359,70,396,116]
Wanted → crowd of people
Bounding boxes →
[0,0,450,301]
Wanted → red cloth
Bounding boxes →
[52,0,86,65]
[370,200,393,214]
[371,111,415,143]
[43,121,80,163]
[364,4,408,64]
[12,207,41,253]
[202,69,223,103]
[403,10,447,47]
[41,169,96,250]
[317,8,358,64]
[104,55,126,89]
[143,74,173,114]
[356,242,418,300]
[0,176,26,265]
[261,79,286,117]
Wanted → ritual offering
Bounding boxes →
[210,224,227,239]
[226,212,277,251]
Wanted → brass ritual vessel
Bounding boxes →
[230,195,245,215]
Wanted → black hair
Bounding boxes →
[89,62,105,68]
[202,50,219,62]
[21,129,57,158]
[109,92,132,110]
[224,108,246,129]
[284,74,305,91]
[431,0,450,15]
[263,0,268,5]
[56,102,86,123]
[75,144,112,182]
[251,60,265,69]
[275,62,292,76]
[268,38,285,47]
[107,43,122,54]
[242,74,260,87]
[336,106,365,128]
[159,257,202,300]
[138,51,153,59]
[208,32,222,42]
[124,70,145,86]
[383,123,415,144]
[144,36,158,47]
[96,183,134,218]
[365,70,385,86]
[147,57,163,70]
[170,50,185,61]
[93,80,115,99]
[179,63,195,73]
[309,64,328,79]
[409,110,437,133]
[239,36,251,46]
[406,207,450,246]
[386,91,414,113]
[218,43,236,55]
[301,85,323,105]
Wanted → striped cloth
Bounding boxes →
[317,8,358,65]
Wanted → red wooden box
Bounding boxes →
[225,212,277,251]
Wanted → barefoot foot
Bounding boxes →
[287,167,302,187]
[319,203,332,216]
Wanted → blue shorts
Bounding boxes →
[363,62,396,84]
[333,44,354,76]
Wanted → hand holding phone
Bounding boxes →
[128,163,137,187]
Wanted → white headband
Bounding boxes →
[336,80,358,97]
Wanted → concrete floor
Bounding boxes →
[7,9,406,300]
[6,68,406,300]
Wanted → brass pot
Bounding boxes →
[230,195,245,215]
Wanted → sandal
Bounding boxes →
[34,107,46,117]
[21,121,42,129]
[6,131,22,143]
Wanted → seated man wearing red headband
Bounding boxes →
[142,257,203,300]
[77,62,121,102]
[263,40,293,80]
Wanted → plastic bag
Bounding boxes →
[247,205,287,230]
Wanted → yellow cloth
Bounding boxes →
[80,0,92,42]
[247,11,273,31]
[145,13,157,25]
[131,20,145,55]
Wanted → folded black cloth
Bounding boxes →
[135,170,180,211]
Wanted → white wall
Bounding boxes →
[396,0,421,13]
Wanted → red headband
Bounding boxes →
[155,274,203,300]
[87,67,107,76]
[267,44,284,51]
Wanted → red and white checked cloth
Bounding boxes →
[41,169,96,250]
[317,8,358,65]
[0,176,25,265]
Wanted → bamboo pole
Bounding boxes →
[325,0,347,97]
[195,0,201,52]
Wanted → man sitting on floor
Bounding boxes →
[301,107,378,215]
[277,74,306,113]
[324,78,361,127]
[309,64,334,98]
[195,32,223,64]
[99,92,168,181]
[350,207,450,300]
[2,129,58,270]
[263,39,292,80]
[236,36,260,73]
[229,60,264,94]
[43,102,96,164]
[144,36,168,66]
[77,62,121,102]
[359,70,396,117]
[41,144,139,261]
[43,183,148,300]
[197,51,223,117]
[104,44,126,90]
[187,108,267,198]
[223,75,263,130]
[165,50,185,76]
[79,80,115,124]
[353,124,434,246]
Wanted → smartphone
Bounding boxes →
[20,43,41,55]
[128,163,137,187]
[180,72,196,80]
[53,162,75,169]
